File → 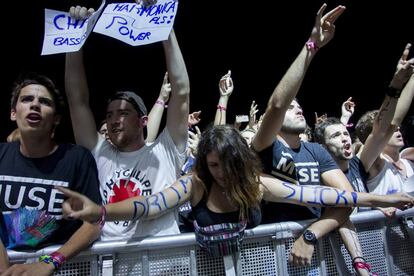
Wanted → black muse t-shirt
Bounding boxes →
[259,140,338,223]
[0,142,101,249]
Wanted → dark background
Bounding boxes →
[2,0,414,145]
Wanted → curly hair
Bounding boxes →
[193,125,262,221]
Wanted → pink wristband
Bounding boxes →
[155,99,165,107]
[50,251,66,269]
[217,104,227,111]
[306,40,319,52]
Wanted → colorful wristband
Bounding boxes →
[217,104,227,111]
[51,251,66,269]
[305,39,319,52]
[39,253,64,270]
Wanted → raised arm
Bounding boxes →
[65,7,99,150]
[58,175,194,223]
[392,67,414,127]
[253,4,346,152]
[146,72,171,143]
[360,44,414,173]
[247,100,259,130]
[164,29,190,153]
[214,70,233,126]
[339,97,355,126]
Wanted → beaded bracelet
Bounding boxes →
[39,252,65,270]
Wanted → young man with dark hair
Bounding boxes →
[0,73,101,275]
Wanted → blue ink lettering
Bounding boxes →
[335,190,348,205]
[169,187,181,207]
[351,192,357,205]
[306,186,321,205]
[105,16,128,30]
[282,182,296,200]
[53,14,87,31]
[133,200,146,220]
[320,188,335,206]
[53,14,65,30]
[179,177,191,194]
[146,195,162,216]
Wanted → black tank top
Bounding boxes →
[192,198,261,229]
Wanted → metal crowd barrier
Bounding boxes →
[8,208,414,275]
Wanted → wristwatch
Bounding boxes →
[303,229,318,245]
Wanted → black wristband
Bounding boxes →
[386,86,402,98]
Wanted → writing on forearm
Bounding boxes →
[282,183,358,206]
[133,200,146,220]
[131,176,192,220]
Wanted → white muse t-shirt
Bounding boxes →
[92,128,186,241]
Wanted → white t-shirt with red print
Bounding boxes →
[92,128,186,241]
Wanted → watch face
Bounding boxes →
[304,230,317,244]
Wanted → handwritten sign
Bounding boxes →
[41,1,106,55]
[93,0,178,46]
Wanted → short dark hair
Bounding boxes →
[10,72,65,115]
[355,110,378,144]
[314,117,343,144]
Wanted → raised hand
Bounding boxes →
[390,43,414,89]
[309,3,346,48]
[188,111,201,127]
[56,186,101,223]
[340,97,355,125]
[342,97,355,117]
[135,0,157,6]
[249,100,259,129]
[159,72,171,103]
[188,126,201,156]
[314,112,327,125]
[253,114,264,132]
[69,6,95,20]
[219,70,234,97]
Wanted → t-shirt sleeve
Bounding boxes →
[314,144,339,173]
[354,156,369,183]
[256,142,275,174]
[156,128,187,177]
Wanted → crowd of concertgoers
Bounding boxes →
[0,2,413,276]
